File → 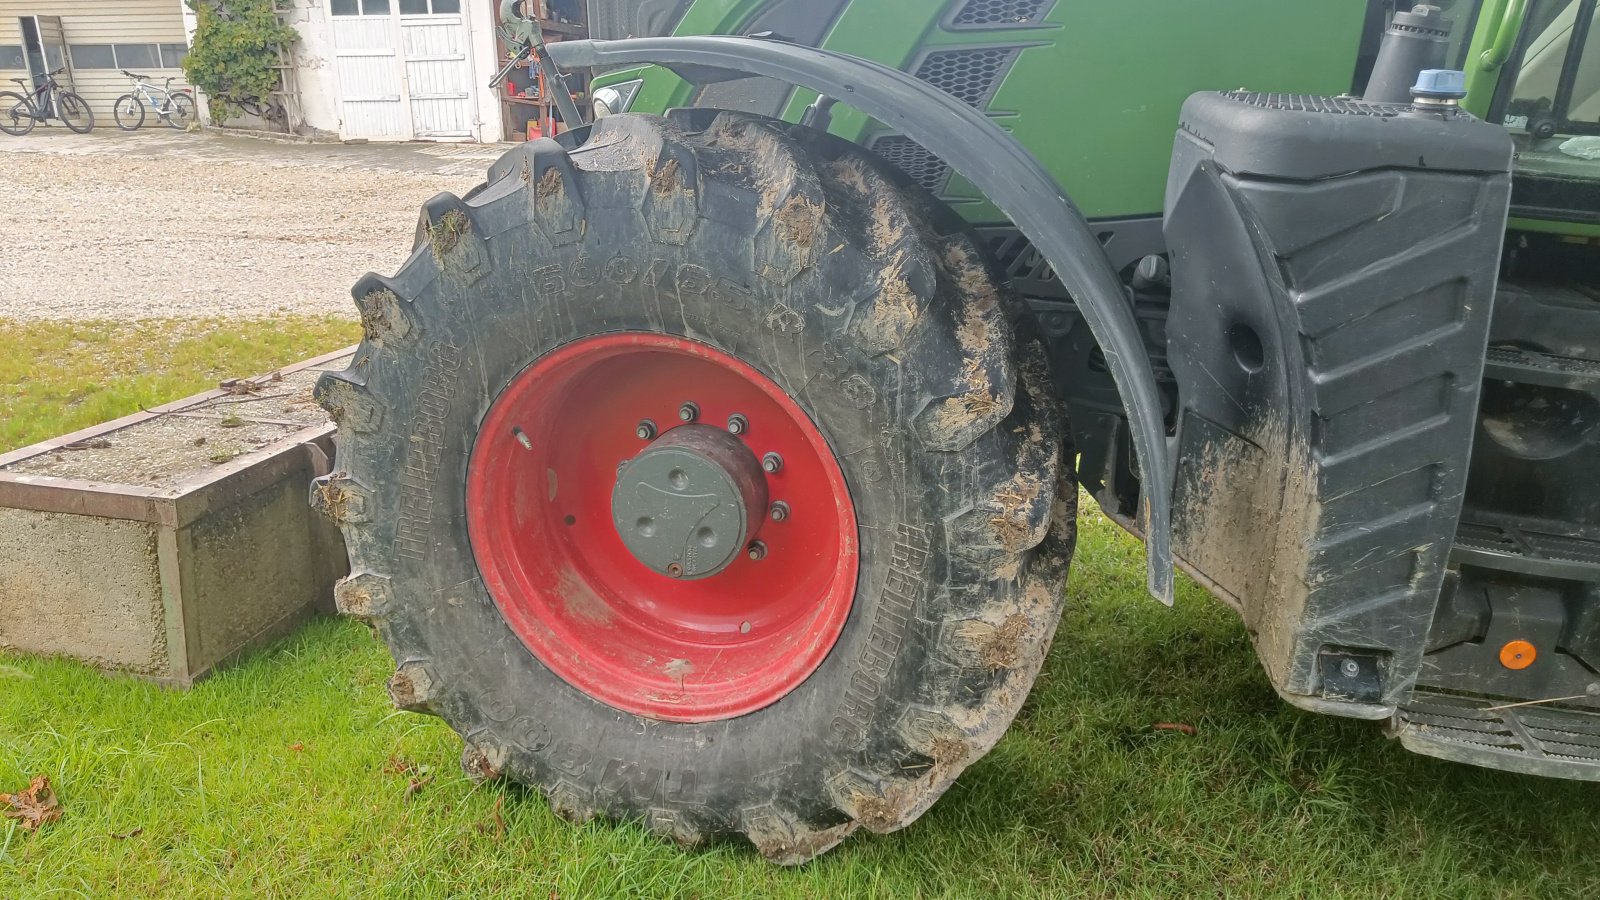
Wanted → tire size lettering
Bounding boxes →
[604,254,638,285]
[764,302,805,337]
[829,524,932,748]
[597,759,707,806]
[395,341,461,560]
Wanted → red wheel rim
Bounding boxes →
[467,333,859,722]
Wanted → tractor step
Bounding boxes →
[1392,689,1600,781]
[1452,513,1600,582]
[1482,345,1600,390]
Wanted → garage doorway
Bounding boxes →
[330,0,473,140]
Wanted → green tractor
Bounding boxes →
[313,0,1600,863]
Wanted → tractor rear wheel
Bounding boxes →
[316,111,1075,863]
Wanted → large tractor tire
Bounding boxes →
[315,111,1075,864]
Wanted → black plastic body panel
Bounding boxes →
[1163,92,1513,714]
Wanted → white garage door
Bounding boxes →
[331,0,474,141]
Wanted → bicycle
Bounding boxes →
[231,95,287,129]
[112,70,196,131]
[0,67,93,135]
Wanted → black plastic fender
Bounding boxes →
[549,36,1176,602]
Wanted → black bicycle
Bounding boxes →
[0,67,94,135]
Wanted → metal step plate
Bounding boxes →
[1453,514,1600,582]
[1393,689,1600,781]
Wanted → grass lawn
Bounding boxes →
[3,317,1599,898]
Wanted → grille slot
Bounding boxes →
[1222,91,1403,117]
[866,134,952,195]
[948,0,1053,28]
[913,47,1021,109]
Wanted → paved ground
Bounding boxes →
[1,129,511,320]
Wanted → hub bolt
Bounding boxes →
[727,413,749,435]
[667,562,684,578]
[747,541,768,561]
[635,419,657,441]
[762,452,783,474]
[678,402,700,423]
[770,501,790,522]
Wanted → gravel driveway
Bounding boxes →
[1,130,495,320]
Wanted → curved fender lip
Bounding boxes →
[549,36,1175,603]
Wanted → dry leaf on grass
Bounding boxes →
[476,795,507,839]
[2,774,63,831]
[384,755,418,775]
[1152,722,1198,736]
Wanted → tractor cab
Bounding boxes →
[1490,0,1600,231]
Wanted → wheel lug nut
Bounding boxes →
[770,501,790,522]
[678,402,699,423]
[762,452,783,474]
[635,419,657,441]
[747,541,768,561]
[726,413,748,435]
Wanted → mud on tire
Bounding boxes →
[316,111,1076,864]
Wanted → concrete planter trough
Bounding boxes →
[0,348,355,686]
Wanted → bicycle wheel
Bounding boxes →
[113,94,145,130]
[0,91,34,136]
[58,91,94,133]
[165,92,196,130]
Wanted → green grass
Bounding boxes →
[3,319,1599,898]
[0,317,360,453]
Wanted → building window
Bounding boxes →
[69,44,115,69]
[68,43,179,71]
[400,0,461,13]
[0,45,24,70]
[332,0,391,14]
[115,44,158,69]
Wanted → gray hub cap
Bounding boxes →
[612,425,768,579]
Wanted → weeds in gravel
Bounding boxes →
[2,318,1599,897]
[0,317,358,452]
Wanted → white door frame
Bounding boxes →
[327,2,487,142]
[398,11,475,140]
[330,9,410,140]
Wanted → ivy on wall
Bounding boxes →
[182,0,299,123]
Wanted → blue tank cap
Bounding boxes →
[1412,69,1467,99]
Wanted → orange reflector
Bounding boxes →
[1499,639,1537,671]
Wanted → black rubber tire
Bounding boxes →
[315,111,1076,864]
[0,91,34,136]
[165,93,195,130]
[58,91,93,133]
[113,94,145,131]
